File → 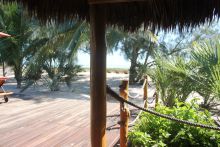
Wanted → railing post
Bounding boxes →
[143,76,148,108]
[119,80,130,147]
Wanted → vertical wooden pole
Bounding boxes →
[143,76,148,108]
[120,80,129,101]
[119,80,129,147]
[90,5,106,147]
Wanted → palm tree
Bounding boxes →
[191,40,220,111]
[147,55,195,106]
[107,28,158,84]
[148,39,220,111]
[0,3,88,89]
[0,3,45,88]
[23,21,88,91]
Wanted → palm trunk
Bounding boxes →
[14,67,22,88]
[2,61,6,76]
[129,48,139,84]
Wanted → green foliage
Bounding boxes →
[128,100,220,147]
[148,56,195,106]
[0,3,50,88]
[106,28,158,84]
[1,3,88,90]
[191,40,220,106]
[23,21,86,91]
[148,39,220,110]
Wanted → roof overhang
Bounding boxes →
[89,0,145,4]
[3,0,220,31]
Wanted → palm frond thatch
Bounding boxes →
[4,0,220,31]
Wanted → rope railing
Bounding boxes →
[148,97,156,104]
[106,85,220,131]
[128,100,147,126]
[128,93,140,99]
[128,93,155,104]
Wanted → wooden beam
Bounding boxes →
[89,0,145,4]
[90,5,107,147]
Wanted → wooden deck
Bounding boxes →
[0,94,120,147]
[0,73,152,147]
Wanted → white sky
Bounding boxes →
[77,50,130,68]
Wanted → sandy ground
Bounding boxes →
[2,70,155,105]
[2,68,218,116]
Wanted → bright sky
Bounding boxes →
[77,21,220,69]
[77,50,130,68]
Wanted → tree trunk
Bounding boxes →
[129,48,139,84]
[2,61,5,76]
[14,67,22,88]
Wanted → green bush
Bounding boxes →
[128,100,220,147]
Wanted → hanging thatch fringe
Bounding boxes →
[4,0,220,31]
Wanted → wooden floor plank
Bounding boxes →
[0,96,121,147]
[0,75,150,147]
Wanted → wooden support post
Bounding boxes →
[119,80,130,147]
[143,76,148,108]
[90,5,107,147]
[120,107,130,147]
[120,80,129,100]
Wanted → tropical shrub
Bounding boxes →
[22,21,86,91]
[191,41,220,110]
[148,39,220,111]
[0,3,46,88]
[128,100,220,147]
[148,57,195,107]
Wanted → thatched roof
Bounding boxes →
[5,0,220,31]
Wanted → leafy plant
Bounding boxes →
[0,3,45,88]
[128,100,220,147]
[148,39,220,111]
[191,40,220,110]
[148,56,195,107]
[22,21,86,91]
[107,28,158,84]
